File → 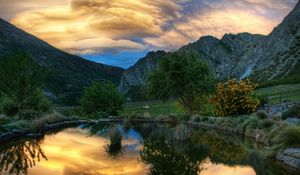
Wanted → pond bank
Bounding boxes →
[1,117,299,170]
[0,120,91,144]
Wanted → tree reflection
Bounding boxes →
[105,127,124,159]
[139,138,209,175]
[0,138,47,175]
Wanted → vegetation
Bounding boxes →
[79,81,125,118]
[125,86,146,101]
[0,52,50,119]
[256,110,268,119]
[144,52,215,114]
[282,104,300,119]
[272,125,300,149]
[257,83,300,104]
[212,79,260,116]
[105,127,123,158]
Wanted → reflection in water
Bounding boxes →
[0,138,46,175]
[0,123,297,175]
[105,127,124,159]
[140,138,208,175]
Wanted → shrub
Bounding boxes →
[212,79,260,116]
[239,117,261,133]
[272,125,300,148]
[260,119,274,129]
[176,95,210,115]
[256,110,268,119]
[79,81,125,118]
[282,104,300,120]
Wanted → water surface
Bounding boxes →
[0,123,296,175]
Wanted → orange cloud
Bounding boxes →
[1,0,297,55]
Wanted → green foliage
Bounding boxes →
[256,110,268,119]
[79,81,125,118]
[144,52,215,114]
[0,97,18,116]
[272,125,300,148]
[0,52,51,118]
[260,119,274,128]
[282,104,300,119]
[239,117,261,133]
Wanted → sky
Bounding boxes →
[0,0,298,68]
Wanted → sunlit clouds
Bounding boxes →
[0,0,297,66]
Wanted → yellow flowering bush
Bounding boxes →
[212,79,260,116]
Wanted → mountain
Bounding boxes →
[119,1,300,93]
[0,19,124,105]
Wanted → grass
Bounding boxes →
[272,125,300,150]
[123,83,300,116]
[256,83,300,104]
[121,100,182,116]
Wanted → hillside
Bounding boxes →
[0,19,124,105]
[119,1,300,93]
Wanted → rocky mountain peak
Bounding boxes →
[118,1,300,95]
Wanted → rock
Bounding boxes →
[262,101,299,117]
[276,148,300,170]
[286,118,300,124]
[119,1,300,95]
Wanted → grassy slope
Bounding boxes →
[123,83,300,116]
[257,83,300,104]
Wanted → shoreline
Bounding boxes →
[0,117,299,170]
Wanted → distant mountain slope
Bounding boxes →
[119,1,300,93]
[0,19,124,105]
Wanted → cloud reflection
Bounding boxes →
[28,128,149,175]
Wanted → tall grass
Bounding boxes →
[272,125,300,148]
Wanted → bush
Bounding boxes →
[282,104,300,119]
[239,117,261,133]
[212,79,260,116]
[79,81,125,118]
[272,125,300,148]
[256,110,268,119]
[260,119,274,129]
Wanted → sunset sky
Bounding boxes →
[0,0,298,68]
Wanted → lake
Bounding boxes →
[0,122,297,175]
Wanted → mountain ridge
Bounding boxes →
[0,18,124,105]
[119,1,300,93]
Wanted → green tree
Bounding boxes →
[0,52,50,118]
[79,81,125,117]
[144,52,215,114]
